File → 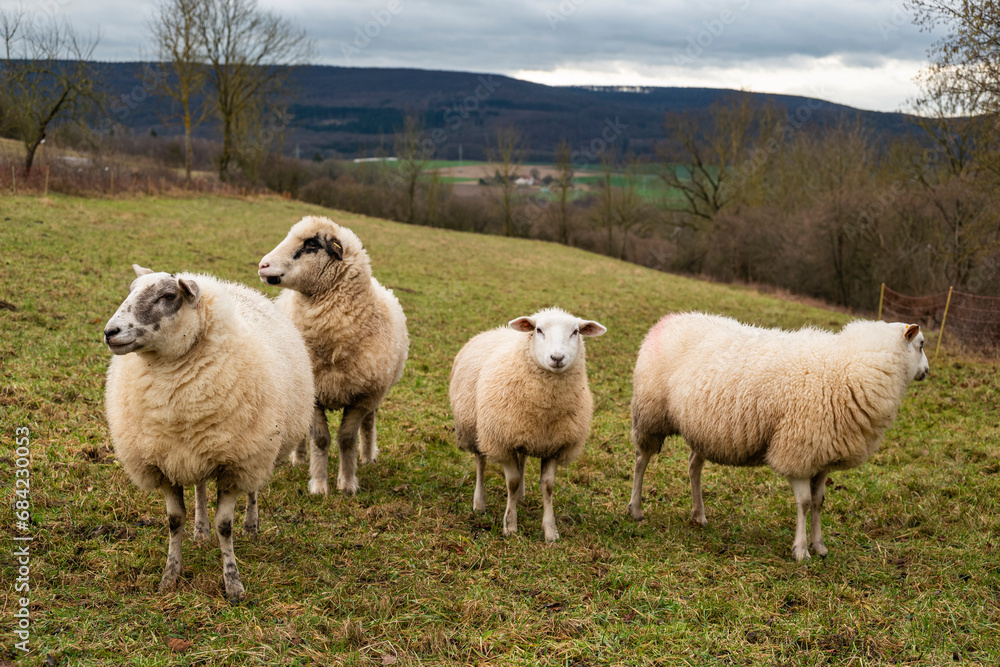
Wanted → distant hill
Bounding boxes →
[93,62,920,162]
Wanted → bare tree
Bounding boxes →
[659,92,778,223]
[613,156,652,260]
[146,0,209,185]
[909,73,1000,287]
[488,125,524,236]
[553,139,574,244]
[593,149,616,250]
[906,0,1000,117]
[196,0,313,180]
[394,113,431,224]
[0,7,101,175]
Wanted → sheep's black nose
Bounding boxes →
[104,327,120,343]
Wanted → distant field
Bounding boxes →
[1,194,997,665]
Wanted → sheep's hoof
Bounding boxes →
[243,519,258,537]
[308,479,329,495]
[360,446,379,465]
[690,514,708,527]
[627,503,644,522]
[337,477,360,496]
[192,524,211,542]
[158,566,180,593]
[811,542,828,557]
[792,546,811,562]
[472,500,486,514]
[225,581,246,603]
[544,530,559,543]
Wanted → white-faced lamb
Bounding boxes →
[258,216,409,496]
[449,308,607,542]
[628,312,929,561]
[104,265,314,601]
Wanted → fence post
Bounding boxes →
[935,286,954,362]
[877,283,885,321]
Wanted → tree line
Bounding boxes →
[0,0,310,183]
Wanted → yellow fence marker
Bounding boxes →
[935,286,953,362]
[877,283,885,321]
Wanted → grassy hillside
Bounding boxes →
[0,194,997,666]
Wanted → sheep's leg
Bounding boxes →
[308,405,331,495]
[689,450,708,526]
[516,451,526,501]
[216,485,246,602]
[500,458,523,537]
[359,410,379,464]
[244,491,259,536]
[289,435,309,467]
[193,481,211,542]
[789,477,813,562]
[809,471,829,557]
[539,457,559,542]
[336,406,366,496]
[158,483,185,594]
[627,447,654,521]
[473,453,487,513]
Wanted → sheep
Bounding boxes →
[104,265,314,601]
[258,216,409,496]
[628,312,929,561]
[449,308,607,542]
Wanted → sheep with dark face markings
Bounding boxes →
[258,216,409,496]
[628,312,930,561]
[449,308,606,542]
[104,265,314,601]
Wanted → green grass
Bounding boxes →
[1,194,998,666]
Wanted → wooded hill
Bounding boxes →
[92,62,919,161]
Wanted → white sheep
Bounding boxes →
[258,216,409,496]
[449,308,607,542]
[104,265,314,601]
[628,312,929,561]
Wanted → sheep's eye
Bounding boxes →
[571,329,579,337]
[160,293,176,302]
[303,238,321,248]
[536,327,544,336]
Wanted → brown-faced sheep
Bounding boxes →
[258,216,409,496]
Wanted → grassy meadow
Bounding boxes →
[1,194,998,666]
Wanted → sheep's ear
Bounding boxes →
[178,278,201,306]
[132,264,153,277]
[905,324,920,342]
[578,320,607,337]
[324,236,343,261]
[509,317,536,333]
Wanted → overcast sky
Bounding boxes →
[8,0,939,112]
